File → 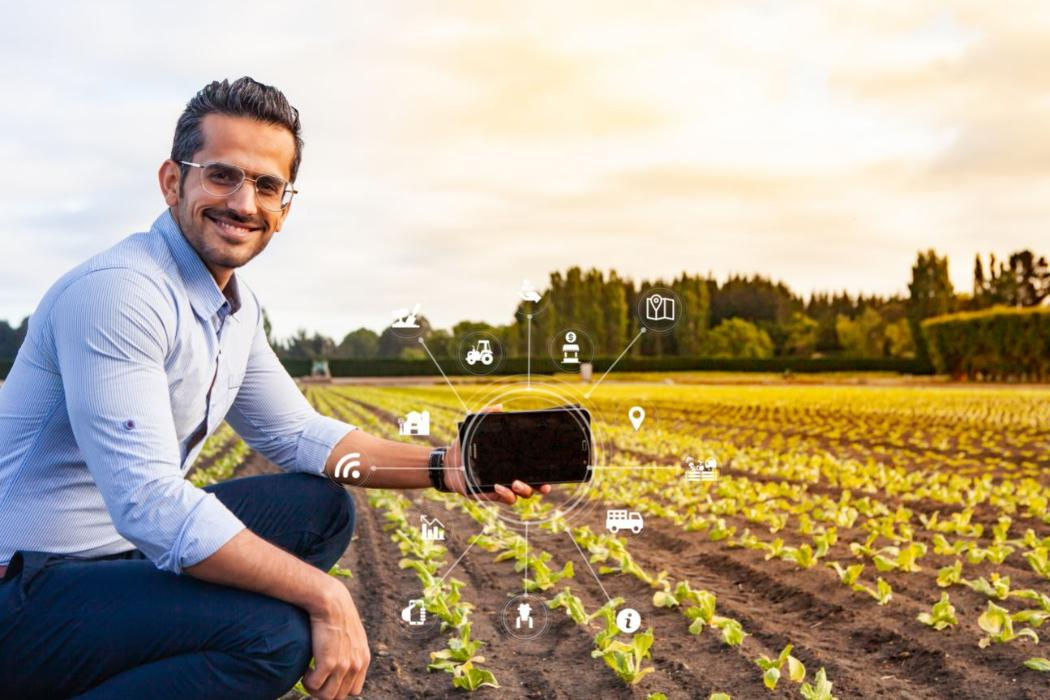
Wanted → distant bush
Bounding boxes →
[922,306,1050,380]
[700,318,774,359]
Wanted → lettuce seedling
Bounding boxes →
[917,592,958,630]
[754,643,806,690]
[978,601,1040,648]
[800,667,837,700]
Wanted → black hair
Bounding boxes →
[171,76,303,183]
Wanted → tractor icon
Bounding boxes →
[465,339,494,366]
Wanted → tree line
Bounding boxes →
[1,248,1045,364]
[272,248,1048,363]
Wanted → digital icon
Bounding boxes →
[685,456,718,482]
[502,594,549,639]
[401,598,426,626]
[398,410,430,437]
[606,509,644,534]
[645,294,676,322]
[628,406,646,431]
[465,339,494,366]
[520,279,542,303]
[334,452,362,480]
[561,331,580,364]
[421,515,446,541]
[515,601,534,629]
[616,607,642,634]
[391,303,421,329]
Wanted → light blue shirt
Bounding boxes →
[0,210,354,573]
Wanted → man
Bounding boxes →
[0,77,548,700]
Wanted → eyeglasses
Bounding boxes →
[178,160,297,212]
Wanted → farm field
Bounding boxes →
[193,374,1050,699]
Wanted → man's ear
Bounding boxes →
[159,160,181,207]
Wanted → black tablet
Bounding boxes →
[458,405,593,492]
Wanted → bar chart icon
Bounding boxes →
[421,515,446,541]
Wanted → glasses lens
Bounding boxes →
[254,175,289,211]
[201,163,244,196]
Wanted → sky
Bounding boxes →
[2,1,1049,340]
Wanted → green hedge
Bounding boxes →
[281,355,929,378]
[922,306,1050,380]
[0,355,930,382]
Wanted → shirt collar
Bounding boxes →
[154,209,242,320]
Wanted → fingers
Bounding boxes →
[492,484,516,504]
[511,480,534,498]
[475,482,553,504]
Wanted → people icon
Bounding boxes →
[515,602,533,629]
[561,331,580,364]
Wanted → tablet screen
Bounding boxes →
[459,407,593,490]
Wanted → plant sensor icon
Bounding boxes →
[335,452,362,480]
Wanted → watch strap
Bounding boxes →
[428,447,451,492]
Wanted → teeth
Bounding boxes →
[212,217,253,235]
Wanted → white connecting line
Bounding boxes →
[438,523,488,584]
[526,314,532,390]
[585,328,646,399]
[566,527,614,604]
[418,337,469,412]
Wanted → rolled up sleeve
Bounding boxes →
[226,310,355,476]
[52,269,245,574]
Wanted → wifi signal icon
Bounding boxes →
[335,452,362,480]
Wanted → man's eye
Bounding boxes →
[256,177,283,195]
[208,169,237,184]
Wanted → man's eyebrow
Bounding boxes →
[206,158,290,181]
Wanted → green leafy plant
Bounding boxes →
[547,588,589,625]
[1025,547,1050,578]
[978,601,1040,648]
[799,667,837,700]
[327,564,353,579]
[964,573,1011,600]
[1024,657,1050,672]
[936,560,962,587]
[590,627,656,685]
[754,643,806,690]
[917,592,958,630]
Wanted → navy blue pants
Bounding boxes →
[0,472,355,699]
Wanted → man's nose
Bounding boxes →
[226,179,260,218]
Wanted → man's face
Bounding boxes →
[160,113,295,278]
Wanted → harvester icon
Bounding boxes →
[465,339,494,366]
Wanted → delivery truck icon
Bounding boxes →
[605,509,644,534]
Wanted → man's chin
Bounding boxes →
[203,245,259,271]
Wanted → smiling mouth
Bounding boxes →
[205,212,262,238]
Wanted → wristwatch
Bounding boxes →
[428,447,451,492]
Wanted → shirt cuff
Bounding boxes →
[166,492,246,575]
[295,415,357,476]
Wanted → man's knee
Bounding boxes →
[306,474,355,546]
[290,473,355,569]
[248,599,313,689]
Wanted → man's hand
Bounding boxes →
[303,577,371,699]
[442,405,553,504]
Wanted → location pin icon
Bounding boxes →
[628,406,645,431]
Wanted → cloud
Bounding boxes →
[1,1,1049,340]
